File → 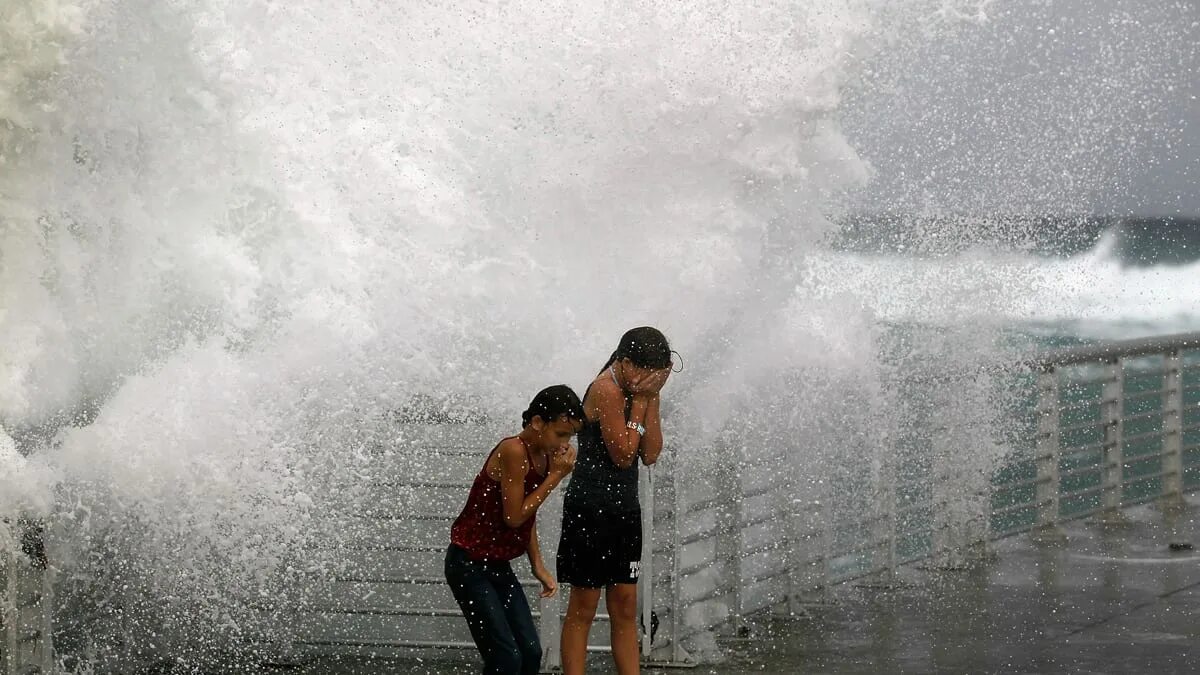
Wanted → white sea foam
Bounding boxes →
[0,0,1178,667]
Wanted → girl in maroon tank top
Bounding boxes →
[445,385,585,675]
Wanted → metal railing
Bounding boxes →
[637,331,1200,667]
[991,332,1200,536]
[1,519,53,675]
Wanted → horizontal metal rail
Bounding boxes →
[1123,386,1176,402]
[293,638,477,650]
[1050,398,1110,414]
[1030,331,1200,367]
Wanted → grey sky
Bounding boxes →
[840,0,1199,216]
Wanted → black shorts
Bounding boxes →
[556,498,643,588]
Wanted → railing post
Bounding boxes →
[929,374,992,567]
[787,487,830,609]
[871,434,898,583]
[539,591,558,671]
[2,518,53,675]
[1100,358,1128,523]
[882,507,898,584]
[1032,369,1066,543]
[639,467,654,659]
[815,498,832,598]
[669,454,689,664]
[2,536,9,675]
[929,381,963,568]
[930,381,953,564]
[713,440,744,635]
[1161,350,1186,512]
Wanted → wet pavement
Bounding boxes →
[275,495,1200,674]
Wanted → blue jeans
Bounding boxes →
[444,544,542,675]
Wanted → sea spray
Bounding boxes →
[0,0,1147,668]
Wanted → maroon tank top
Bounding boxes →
[450,437,545,561]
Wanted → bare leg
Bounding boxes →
[561,585,602,675]
[606,583,640,675]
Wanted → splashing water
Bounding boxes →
[0,0,1187,669]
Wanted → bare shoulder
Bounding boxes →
[487,437,529,479]
[496,437,528,462]
[494,432,528,466]
[585,375,622,417]
[590,374,623,403]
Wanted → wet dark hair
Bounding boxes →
[521,385,587,427]
[602,326,673,372]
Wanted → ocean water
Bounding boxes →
[830,216,1200,342]
[0,0,1196,671]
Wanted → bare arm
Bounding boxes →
[497,440,566,528]
[639,394,664,465]
[527,521,546,570]
[528,522,558,597]
[593,379,649,470]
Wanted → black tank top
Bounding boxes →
[564,382,639,513]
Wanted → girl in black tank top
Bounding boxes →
[564,380,639,512]
[557,327,675,675]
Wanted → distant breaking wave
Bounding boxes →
[834,215,1200,265]
[819,225,1200,338]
